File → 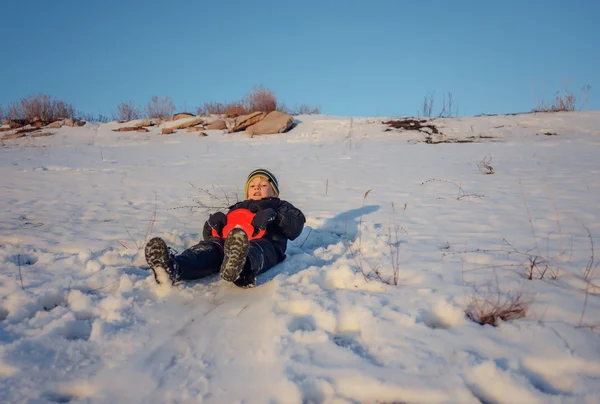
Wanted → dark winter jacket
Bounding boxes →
[202,197,306,260]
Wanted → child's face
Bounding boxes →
[247,176,275,200]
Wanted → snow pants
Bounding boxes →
[174,237,282,281]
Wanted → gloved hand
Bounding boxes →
[207,212,227,237]
[251,208,277,236]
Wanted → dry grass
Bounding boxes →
[347,191,405,286]
[534,88,577,112]
[581,85,591,110]
[446,185,598,328]
[420,92,457,118]
[466,282,531,326]
[116,101,141,121]
[7,94,75,122]
[199,86,278,117]
[477,155,494,175]
[196,86,319,118]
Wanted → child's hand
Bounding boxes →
[208,212,227,237]
[251,208,277,236]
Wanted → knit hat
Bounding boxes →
[245,168,279,199]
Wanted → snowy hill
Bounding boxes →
[1,112,599,403]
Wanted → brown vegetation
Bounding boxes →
[146,96,175,120]
[6,94,75,122]
[116,101,141,121]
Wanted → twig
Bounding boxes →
[476,155,494,174]
[579,225,596,327]
[299,227,312,248]
[358,189,372,251]
[123,224,140,249]
[388,202,401,285]
[86,279,120,293]
[144,192,157,243]
[65,280,72,307]
[18,254,24,290]
[520,181,540,254]
[420,178,486,200]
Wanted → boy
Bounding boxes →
[144,169,306,288]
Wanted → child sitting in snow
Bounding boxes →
[145,169,306,288]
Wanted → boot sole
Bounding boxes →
[145,237,172,284]
[220,228,249,283]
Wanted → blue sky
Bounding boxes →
[1,0,598,118]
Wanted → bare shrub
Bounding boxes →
[116,101,141,121]
[196,86,318,117]
[0,105,4,122]
[146,96,175,120]
[244,85,278,113]
[54,100,75,120]
[7,103,19,120]
[289,103,321,115]
[77,112,110,123]
[197,102,228,116]
[7,94,75,122]
[225,102,249,117]
[466,282,530,326]
[197,101,249,117]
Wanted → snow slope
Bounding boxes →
[0,112,599,403]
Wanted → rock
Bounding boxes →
[47,121,62,129]
[228,111,266,132]
[205,119,227,130]
[75,120,86,127]
[186,127,202,132]
[161,116,204,130]
[245,111,295,135]
[64,118,74,127]
[136,128,149,132]
[172,112,195,120]
[161,128,174,135]
[198,132,208,137]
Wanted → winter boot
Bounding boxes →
[234,267,256,288]
[220,227,249,283]
[145,237,180,284]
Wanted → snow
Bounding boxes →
[1,111,599,403]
